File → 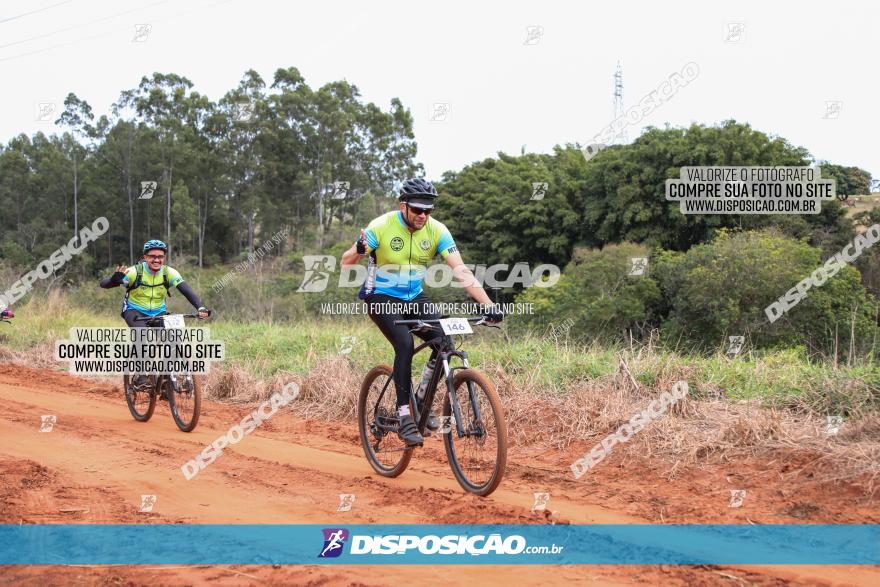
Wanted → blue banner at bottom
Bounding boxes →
[0,524,877,565]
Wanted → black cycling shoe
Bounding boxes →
[397,414,423,447]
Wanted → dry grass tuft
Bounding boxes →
[0,346,20,362]
[0,342,63,370]
[204,365,261,402]
[202,351,362,421]
[292,356,362,421]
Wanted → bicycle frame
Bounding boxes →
[132,313,200,394]
[370,329,483,439]
[132,370,187,398]
[360,314,505,495]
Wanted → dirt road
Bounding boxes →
[0,364,877,586]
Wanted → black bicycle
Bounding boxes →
[358,316,508,496]
[123,312,205,433]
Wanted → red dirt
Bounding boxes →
[0,363,877,586]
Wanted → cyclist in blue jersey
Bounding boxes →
[341,178,503,447]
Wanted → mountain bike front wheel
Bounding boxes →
[123,374,156,422]
[167,373,201,432]
[443,369,507,496]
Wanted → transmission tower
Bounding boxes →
[612,61,627,145]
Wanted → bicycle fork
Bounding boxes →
[440,353,484,438]
[400,351,484,439]
[166,373,194,393]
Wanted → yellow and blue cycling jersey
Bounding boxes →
[359,211,457,301]
[121,262,184,316]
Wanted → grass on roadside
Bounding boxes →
[3,292,877,414]
[3,292,880,486]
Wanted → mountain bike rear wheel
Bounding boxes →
[123,374,156,422]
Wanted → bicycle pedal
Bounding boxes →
[425,415,440,432]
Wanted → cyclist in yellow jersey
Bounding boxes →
[100,240,210,386]
[341,178,503,447]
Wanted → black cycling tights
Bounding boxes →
[122,309,162,361]
[366,293,450,407]
[122,309,149,327]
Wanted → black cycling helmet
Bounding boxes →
[398,178,437,210]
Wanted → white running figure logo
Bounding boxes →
[321,529,346,557]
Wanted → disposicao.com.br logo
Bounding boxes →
[317,528,563,558]
[318,528,349,558]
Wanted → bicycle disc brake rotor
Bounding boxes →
[469,419,487,446]
[178,379,193,397]
[127,379,145,398]
[161,379,172,401]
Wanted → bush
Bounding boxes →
[655,229,879,359]
[516,242,662,341]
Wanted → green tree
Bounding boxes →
[517,242,662,341]
[56,93,95,243]
[580,121,813,251]
[119,73,204,255]
[654,229,878,359]
[819,163,872,197]
[171,180,198,257]
[437,149,581,269]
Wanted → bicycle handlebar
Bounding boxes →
[132,312,206,323]
[394,316,485,325]
[394,316,500,330]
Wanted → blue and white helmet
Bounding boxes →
[143,239,168,254]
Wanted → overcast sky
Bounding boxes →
[1,0,877,181]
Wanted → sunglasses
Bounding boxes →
[407,205,432,216]
[146,254,165,260]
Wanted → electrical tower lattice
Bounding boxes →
[612,61,627,145]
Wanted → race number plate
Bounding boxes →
[439,318,472,335]
[163,314,185,329]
